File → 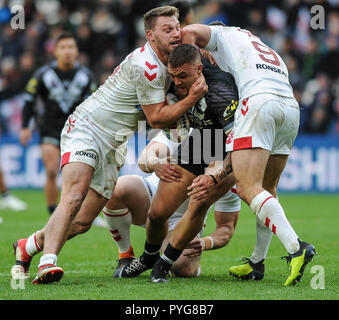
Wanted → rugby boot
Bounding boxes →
[282,239,316,286]
[32,264,64,285]
[113,257,135,278]
[229,257,265,280]
[117,252,159,278]
[150,259,169,283]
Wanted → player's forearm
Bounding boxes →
[21,101,34,128]
[201,226,231,250]
[181,24,211,49]
[211,155,233,183]
[149,95,196,129]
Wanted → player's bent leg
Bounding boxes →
[68,188,108,238]
[103,175,151,277]
[263,154,316,285]
[119,167,195,278]
[263,154,289,197]
[150,187,223,283]
[150,173,237,283]
[41,143,60,215]
[231,148,270,205]
[33,162,94,285]
[146,168,195,245]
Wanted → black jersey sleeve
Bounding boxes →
[202,58,239,134]
[21,67,45,128]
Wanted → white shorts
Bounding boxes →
[60,115,127,199]
[140,175,241,236]
[226,93,299,155]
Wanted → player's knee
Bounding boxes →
[147,207,167,225]
[63,190,87,214]
[189,199,210,216]
[234,183,252,203]
[45,167,58,180]
[171,263,200,278]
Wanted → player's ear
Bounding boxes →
[145,29,154,42]
[197,63,203,74]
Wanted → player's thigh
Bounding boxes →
[231,148,270,202]
[106,175,150,226]
[263,154,289,197]
[149,166,195,220]
[41,143,60,172]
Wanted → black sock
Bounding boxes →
[142,241,161,265]
[159,243,183,272]
[48,205,57,215]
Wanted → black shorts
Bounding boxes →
[174,128,227,176]
[39,124,62,147]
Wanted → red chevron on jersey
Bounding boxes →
[145,71,157,81]
[241,98,249,116]
[145,61,158,70]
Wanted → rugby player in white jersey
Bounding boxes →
[10,6,208,285]
[103,130,240,278]
[153,23,316,286]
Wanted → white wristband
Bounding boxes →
[206,236,214,249]
[200,237,206,250]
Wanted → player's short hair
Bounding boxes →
[56,32,77,45]
[168,43,201,68]
[144,6,179,31]
[208,21,226,27]
[168,1,191,24]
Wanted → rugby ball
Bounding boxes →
[163,92,190,143]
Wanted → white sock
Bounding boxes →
[25,231,42,256]
[39,253,57,268]
[103,207,132,253]
[250,190,300,254]
[250,218,273,263]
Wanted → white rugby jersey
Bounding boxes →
[205,26,294,101]
[73,42,171,144]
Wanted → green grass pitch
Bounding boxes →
[0,190,338,300]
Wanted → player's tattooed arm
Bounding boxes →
[205,154,233,183]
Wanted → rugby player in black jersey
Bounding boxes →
[19,32,97,216]
[119,43,239,282]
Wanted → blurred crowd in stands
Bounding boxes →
[0,0,339,136]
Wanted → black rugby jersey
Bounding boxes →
[187,58,239,134]
[22,61,96,138]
